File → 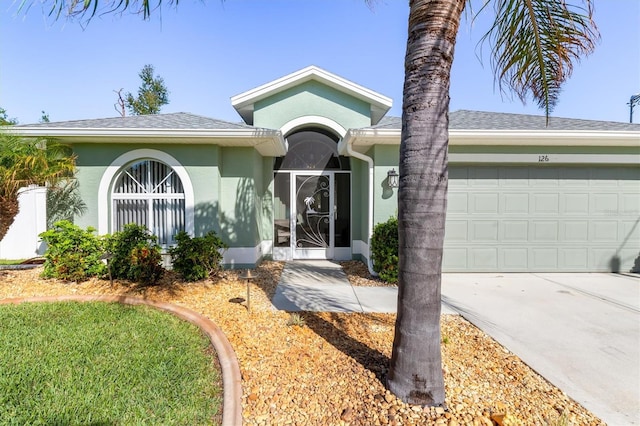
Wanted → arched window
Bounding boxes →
[275,127,350,171]
[112,159,185,246]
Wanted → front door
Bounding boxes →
[271,127,351,261]
[293,173,333,259]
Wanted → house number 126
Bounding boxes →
[538,155,550,162]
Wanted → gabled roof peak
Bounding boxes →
[231,65,392,125]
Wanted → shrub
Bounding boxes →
[39,220,106,282]
[106,224,164,284]
[169,231,227,282]
[370,216,398,284]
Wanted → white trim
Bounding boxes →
[280,116,347,138]
[272,247,292,261]
[341,128,640,154]
[222,246,261,267]
[352,240,369,257]
[260,240,273,256]
[450,153,640,165]
[333,247,352,261]
[12,128,286,156]
[343,139,377,276]
[98,149,195,237]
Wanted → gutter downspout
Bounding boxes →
[343,134,378,277]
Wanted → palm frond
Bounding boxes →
[480,0,599,121]
[17,0,180,21]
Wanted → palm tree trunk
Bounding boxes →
[387,0,465,406]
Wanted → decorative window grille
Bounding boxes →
[112,160,185,246]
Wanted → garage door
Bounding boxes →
[443,165,640,272]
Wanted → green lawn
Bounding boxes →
[0,302,222,425]
[0,259,26,265]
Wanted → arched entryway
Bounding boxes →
[273,127,351,260]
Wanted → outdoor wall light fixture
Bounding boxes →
[387,168,399,188]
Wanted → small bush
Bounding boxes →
[286,313,306,327]
[169,231,227,282]
[39,220,106,282]
[370,216,398,284]
[106,224,164,284]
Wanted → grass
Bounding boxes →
[0,259,26,265]
[0,301,222,425]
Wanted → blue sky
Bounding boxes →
[1,1,638,125]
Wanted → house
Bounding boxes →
[13,66,640,272]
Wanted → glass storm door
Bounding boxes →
[293,173,334,259]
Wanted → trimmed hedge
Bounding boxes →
[370,216,398,284]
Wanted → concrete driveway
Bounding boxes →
[441,273,640,426]
[272,263,639,424]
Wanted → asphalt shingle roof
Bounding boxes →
[14,110,640,133]
[16,112,257,130]
[371,110,640,132]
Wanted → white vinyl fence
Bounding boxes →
[0,185,47,260]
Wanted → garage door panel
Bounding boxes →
[560,167,590,184]
[501,248,528,269]
[499,167,529,186]
[445,165,639,272]
[619,249,640,270]
[559,248,589,269]
[469,167,498,185]
[470,193,498,214]
[470,248,498,269]
[532,221,559,241]
[621,220,640,242]
[620,193,640,215]
[590,248,618,271]
[562,193,589,214]
[448,167,469,184]
[471,221,498,241]
[445,220,467,241]
[590,193,618,215]
[531,248,558,269]
[617,168,640,186]
[501,221,528,241]
[590,168,621,186]
[561,221,589,242]
[591,221,618,242]
[530,167,560,185]
[448,193,468,213]
[442,248,467,269]
[502,193,529,214]
[532,193,560,214]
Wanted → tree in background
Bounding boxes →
[125,64,169,115]
[0,131,76,241]
[0,108,17,126]
[21,0,599,406]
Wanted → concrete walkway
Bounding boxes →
[271,261,640,426]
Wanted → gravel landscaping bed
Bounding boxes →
[0,263,603,425]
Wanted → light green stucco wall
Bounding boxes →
[350,159,365,243]
[253,81,372,131]
[372,145,400,226]
[219,147,270,247]
[72,143,221,237]
[71,142,274,268]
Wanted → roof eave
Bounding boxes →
[341,128,640,154]
[10,127,287,156]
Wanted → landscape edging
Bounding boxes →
[0,294,242,426]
